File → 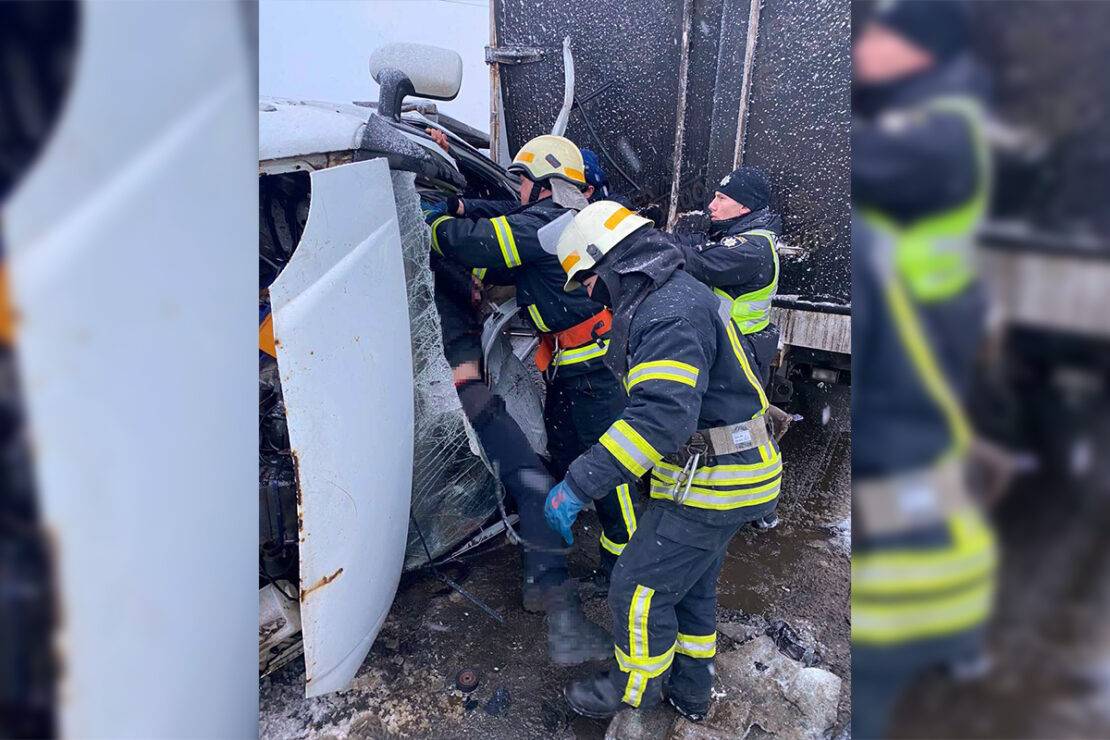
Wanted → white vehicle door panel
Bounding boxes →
[269,157,414,697]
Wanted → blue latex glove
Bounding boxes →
[545,480,586,546]
[422,200,447,224]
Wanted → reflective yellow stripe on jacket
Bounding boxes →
[600,420,663,477]
[553,339,609,367]
[526,303,550,333]
[490,216,522,268]
[625,360,700,391]
[720,228,780,334]
[861,96,991,302]
[429,215,454,255]
[599,484,637,555]
[722,312,770,416]
[852,512,997,645]
[649,452,782,511]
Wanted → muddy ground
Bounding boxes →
[259,381,851,739]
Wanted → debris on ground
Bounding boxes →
[456,668,480,693]
[485,687,512,717]
[259,391,851,739]
[603,632,841,740]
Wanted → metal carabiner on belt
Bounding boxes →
[672,433,709,505]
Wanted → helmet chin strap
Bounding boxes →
[526,178,548,205]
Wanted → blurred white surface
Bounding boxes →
[3,2,257,737]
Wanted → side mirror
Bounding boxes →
[369,43,463,120]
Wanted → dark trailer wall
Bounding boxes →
[490,0,851,303]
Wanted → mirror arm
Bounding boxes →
[376,67,415,121]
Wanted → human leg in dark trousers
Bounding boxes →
[545,369,634,577]
[663,548,727,719]
[564,503,742,718]
[433,257,610,662]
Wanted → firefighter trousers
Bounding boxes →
[607,502,742,709]
[544,368,635,576]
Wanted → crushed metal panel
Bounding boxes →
[270,158,414,697]
[258,97,367,161]
[4,2,257,737]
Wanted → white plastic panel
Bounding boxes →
[3,3,257,737]
[269,157,414,697]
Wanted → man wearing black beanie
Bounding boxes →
[670,166,781,388]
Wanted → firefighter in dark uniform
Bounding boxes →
[851,3,997,736]
[671,166,781,386]
[543,201,783,720]
[425,135,635,663]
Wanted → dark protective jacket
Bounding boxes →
[671,208,782,381]
[852,53,990,395]
[671,207,781,294]
[563,227,781,527]
[429,197,610,376]
[852,54,989,225]
[852,213,952,478]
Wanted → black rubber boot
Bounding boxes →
[564,670,631,720]
[543,581,612,665]
[664,691,708,723]
[751,512,780,531]
[522,576,545,614]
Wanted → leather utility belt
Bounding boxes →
[535,308,612,374]
[664,417,772,504]
[855,458,975,537]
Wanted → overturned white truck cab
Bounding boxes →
[258,44,548,696]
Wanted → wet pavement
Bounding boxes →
[259,381,851,739]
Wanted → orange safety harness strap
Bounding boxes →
[535,308,612,372]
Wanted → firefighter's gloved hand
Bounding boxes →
[544,480,585,546]
[423,201,448,224]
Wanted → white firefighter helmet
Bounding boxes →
[556,200,652,291]
[507,134,587,188]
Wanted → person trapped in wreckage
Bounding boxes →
[422,134,639,665]
[851,1,998,736]
[544,200,783,721]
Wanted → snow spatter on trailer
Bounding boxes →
[741,0,851,304]
[492,0,850,304]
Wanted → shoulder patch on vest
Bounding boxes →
[537,210,575,256]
